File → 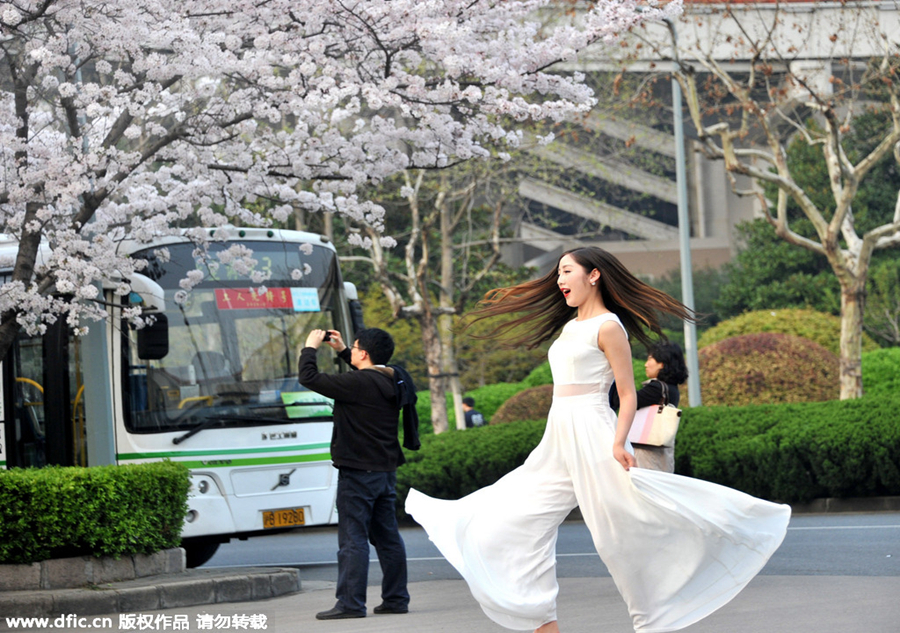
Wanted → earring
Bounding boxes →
[591,281,596,286]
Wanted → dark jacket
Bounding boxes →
[389,364,421,451]
[609,379,681,411]
[298,347,404,471]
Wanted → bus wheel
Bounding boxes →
[183,540,222,568]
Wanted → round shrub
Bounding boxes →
[491,384,554,425]
[698,333,839,406]
[698,308,880,356]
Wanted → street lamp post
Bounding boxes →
[669,20,702,406]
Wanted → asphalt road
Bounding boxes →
[202,511,900,584]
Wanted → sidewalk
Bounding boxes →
[2,497,899,632]
[19,575,900,633]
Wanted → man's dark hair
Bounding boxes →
[354,328,395,365]
[649,341,689,385]
[462,397,475,407]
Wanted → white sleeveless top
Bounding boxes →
[546,313,626,394]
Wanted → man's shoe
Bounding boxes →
[316,607,366,620]
[373,603,409,615]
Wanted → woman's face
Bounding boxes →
[557,254,598,308]
[644,354,664,380]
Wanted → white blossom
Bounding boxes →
[0,0,678,347]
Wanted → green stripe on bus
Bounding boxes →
[118,452,332,469]
[117,443,331,460]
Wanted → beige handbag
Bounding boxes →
[627,380,682,447]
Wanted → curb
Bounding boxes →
[790,495,900,514]
[0,549,185,592]
[0,567,300,619]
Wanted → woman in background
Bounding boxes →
[610,340,689,473]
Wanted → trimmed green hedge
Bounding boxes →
[676,394,900,503]
[0,461,190,564]
[397,419,546,518]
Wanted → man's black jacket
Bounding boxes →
[297,346,419,471]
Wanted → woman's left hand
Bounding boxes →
[613,444,637,471]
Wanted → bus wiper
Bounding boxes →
[248,401,334,410]
[172,417,220,445]
[215,414,332,423]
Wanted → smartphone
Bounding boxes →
[323,331,332,342]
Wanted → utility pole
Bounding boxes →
[669,20,702,405]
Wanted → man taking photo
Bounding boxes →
[298,327,413,620]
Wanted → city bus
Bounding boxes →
[0,227,362,566]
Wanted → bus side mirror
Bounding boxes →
[137,313,169,360]
[344,282,365,335]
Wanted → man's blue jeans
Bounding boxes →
[334,467,409,614]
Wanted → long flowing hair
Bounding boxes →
[465,246,696,349]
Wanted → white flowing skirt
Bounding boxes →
[405,393,791,632]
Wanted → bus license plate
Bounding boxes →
[262,507,305,529]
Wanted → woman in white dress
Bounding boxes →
[405,247,791,633]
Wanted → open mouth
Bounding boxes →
[561,288,571,298]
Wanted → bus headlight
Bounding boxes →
[190,475,219,496]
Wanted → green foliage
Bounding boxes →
[698,333,840,406]
[764,113,900,235]
[396,419,547,518]
[463,382,526,421]
[861,347,900,398]
[361,287,426,383]
[864,257,900,347]
[415,381,525,434]
[698,308,880,356]
[718,113,900,320]
[715,220,840,318]
[0,461,190,564]
[645,266,729,333]
[454,314,552,388]
[521,361,553,388]
[676,394,900,503]
[491,385,554,425]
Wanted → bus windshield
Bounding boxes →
[124,239,346,434]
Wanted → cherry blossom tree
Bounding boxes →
[0,0,679,360]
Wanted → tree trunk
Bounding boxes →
[419,312,448,434]
[323,212,334,242]
[0,317,22,363]
[0,204,44,360]
[839,282,865,399]
[438,190,465,430]
[440,312,465,430]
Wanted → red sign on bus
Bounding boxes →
[215,288,294,310]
